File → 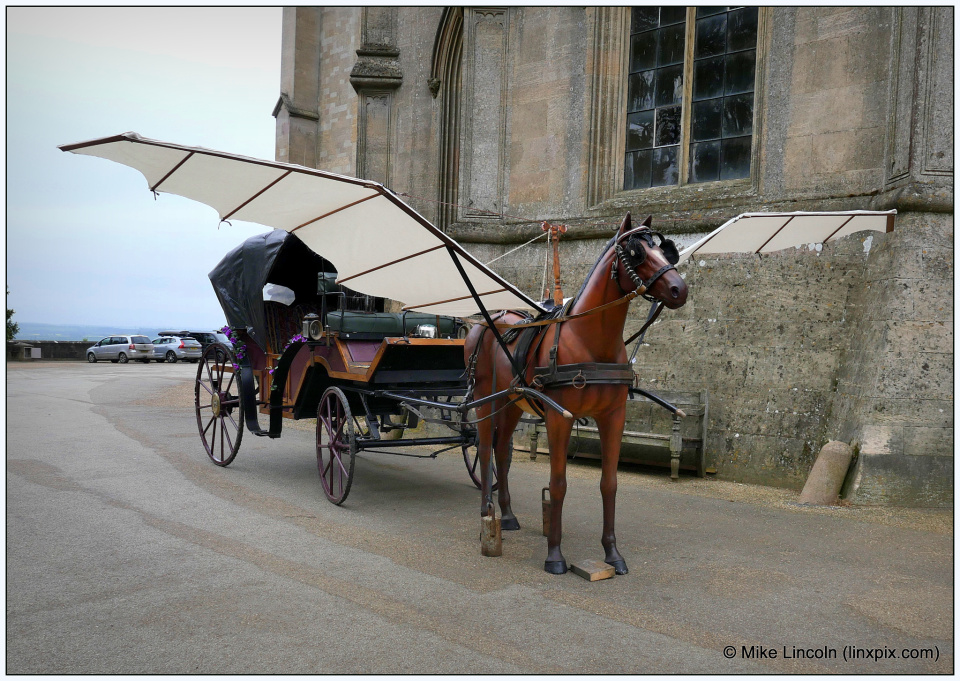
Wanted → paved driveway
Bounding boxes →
[6,362,953,673]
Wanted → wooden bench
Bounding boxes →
[513,390,709,480]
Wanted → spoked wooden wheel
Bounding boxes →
[195,343,243,466]
[461,428,504,492]
[316,387,357,505]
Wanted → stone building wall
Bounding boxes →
[827,211,954,505]
[275,6,953,506]
[782,7,892,196]
[317,8,361,176]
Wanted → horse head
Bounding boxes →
[613,213,688,309]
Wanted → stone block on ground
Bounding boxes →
[798,440,855,505]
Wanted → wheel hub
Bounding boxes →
[211,392,221,417]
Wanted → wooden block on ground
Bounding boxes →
[570,559,615,581]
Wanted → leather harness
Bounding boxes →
[531,298,635,391]
[472,227,678,396]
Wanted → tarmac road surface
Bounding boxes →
[6,361,953,674]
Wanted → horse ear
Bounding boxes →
[641,215,652,228]
[617,213,632,237]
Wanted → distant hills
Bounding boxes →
[13,322,225,342]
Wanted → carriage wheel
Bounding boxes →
[195,343,243,467]
[316,387,357,505]
[461,428,504,492]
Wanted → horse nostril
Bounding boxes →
[670,286,680,298]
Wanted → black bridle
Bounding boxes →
[611,227,680,301]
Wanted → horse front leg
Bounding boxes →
[595,402,629,574]
[494,406,523,531]
[544,408,574,574]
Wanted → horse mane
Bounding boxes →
[568,234,617,307]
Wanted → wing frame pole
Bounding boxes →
[447,247,527,385]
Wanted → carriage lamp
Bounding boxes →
[414,324,438,338]
[303,313,323,341]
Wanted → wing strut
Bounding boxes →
[447,247,527,385]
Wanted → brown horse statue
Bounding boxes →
[463,213,688,574]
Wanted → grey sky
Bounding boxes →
[7,7,283,328]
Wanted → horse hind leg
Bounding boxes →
[493,407,523,531]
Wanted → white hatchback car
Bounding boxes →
[151,336,203,363]
[86,335,155,363]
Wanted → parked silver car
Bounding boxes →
[151,336,203,363]
[86,335,154,363]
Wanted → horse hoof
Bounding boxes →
[544,560,568,575]
[606,559,629,575]
[500,516,521,531]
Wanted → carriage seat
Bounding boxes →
[263,301,323,353]
[326,311,458,338]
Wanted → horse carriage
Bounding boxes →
[61,132,895,575]
[198,226,513,504]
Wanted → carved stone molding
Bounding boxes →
[432,7,464,230]
[919,7,952,177]
[584,7,629,208]
[272,92,320,121]
[352,8,401,184]
[459,7,510,221]
[350,53,403,91]
[357,91,394,186]
[885,6,953,189]
[884,8,917,187]
[350,7,403,92]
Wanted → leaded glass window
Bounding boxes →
[689,6,758,183]
[625,7,686,190]
[623,7,759,191]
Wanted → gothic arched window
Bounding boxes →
[431,7,464,231]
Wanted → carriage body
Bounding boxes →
[251,334,468,423]
[211,229,469,419]
[199,229,488,503]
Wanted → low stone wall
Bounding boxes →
[7,341,92,360]
[470,212,953,507]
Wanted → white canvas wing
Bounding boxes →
[60,132,546,317]
[678,211,896,264]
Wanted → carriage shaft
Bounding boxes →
[629,387,686,418]
[374,386,571,420]
[357,435,471,449]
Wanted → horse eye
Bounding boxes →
[630,249,635,256]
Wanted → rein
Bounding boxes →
[479,285,645,331]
